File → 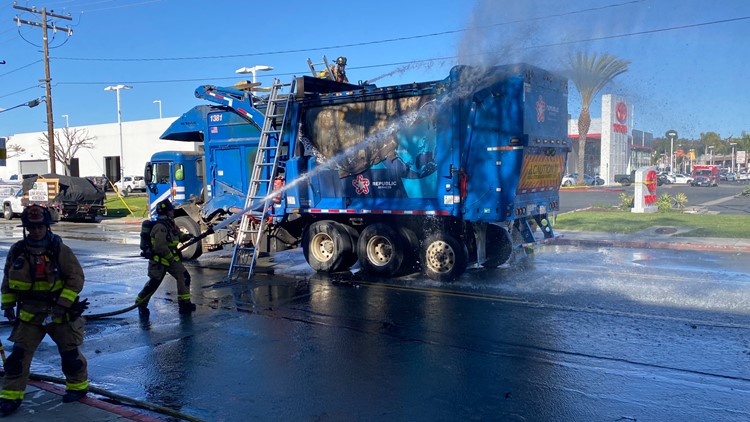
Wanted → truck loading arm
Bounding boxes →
[194,85,265,131]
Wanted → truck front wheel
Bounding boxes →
[421,232,468,281]
[357,223,405,277]
[303,220,354,273]
[175,216,203,260]
[3,204,12,220]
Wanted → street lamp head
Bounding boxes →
[235,65,274,74]
[104,84,133,91]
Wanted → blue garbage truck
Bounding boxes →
[144,63,569,280]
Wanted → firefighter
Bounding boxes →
[135,199,196,317]
[331,56,349,83]
[0,205,89,416]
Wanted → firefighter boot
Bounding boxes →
[178,301,196,315]
[0,398,22,416]
[62,390,87,403]
[135,299,150,319]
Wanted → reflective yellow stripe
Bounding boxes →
[65,380,89,391]
[59,288,78,303]
[9,279,32,290]
[31,281,53,291]
[2,293,17,305]
[52,279,64,291]
[178,293,191,300]
[0,389,24,400]
[19,309,35,322]
[154,256,170,265]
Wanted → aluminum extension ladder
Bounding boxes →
[226,78,295,281]
[307,55,334,80]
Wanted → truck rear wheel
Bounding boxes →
[175,216,203,260]
[421,232,468,281]
[357,223,405,277]
[481,224,512,268]
[303,220,354,273]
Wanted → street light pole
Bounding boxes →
[708,146,714,166]
[153,100,162,119]
[666,130,677,174]
[61,114,68,127]
[730,142,737,173]
[104,84,133,180]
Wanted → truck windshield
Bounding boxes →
[152,163,171,184]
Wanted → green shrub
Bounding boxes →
[674,192,688,209]
[656,193,673,212]
[618,192,634,211]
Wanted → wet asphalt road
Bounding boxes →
[0,219,748,421]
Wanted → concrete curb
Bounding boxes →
[555,237,750,253]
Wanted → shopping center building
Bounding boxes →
[566,94,654,184]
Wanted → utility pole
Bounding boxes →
[13,4,72,174]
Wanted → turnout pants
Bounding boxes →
[136,260,191,306]
[1,319,88,400]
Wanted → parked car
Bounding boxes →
[561,173,603,186]
[2,189,25,220]
[723,172,737,181]
[691,176,711,187]
[739,172,750,181]
[671,174,694,184]
[113,175,146,194]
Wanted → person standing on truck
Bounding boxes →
[0,205,90,416]
[331,56,349,83]
[134,199,196,317]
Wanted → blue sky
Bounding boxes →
[0,0,748,140]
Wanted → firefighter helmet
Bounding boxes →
[155,199,175,215]
[20,205,55,227]
[336,56,347,66]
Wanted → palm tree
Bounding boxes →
[566,52,629,185]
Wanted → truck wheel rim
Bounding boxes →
[425,240,455,273]
[366,235,393,267]
[311,233,335,262]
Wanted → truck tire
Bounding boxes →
[481,224,512,268]
[340,224,360,270]
[3,204,12,220]
[357,223,405,277]
[303,220,354,273]
[397,226,420,274]
[175,216,203,260]
[420,232,468,281]
[619,178,631,186]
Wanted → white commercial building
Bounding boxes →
[0,117,197,182]
[567,94,653,184]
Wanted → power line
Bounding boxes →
[0,84,42,99]
[50,0,643,62]
[46,12,750,87]
[0,59,43,77]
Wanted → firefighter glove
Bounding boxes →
[68,298,89,321]
[3,308,15,322]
